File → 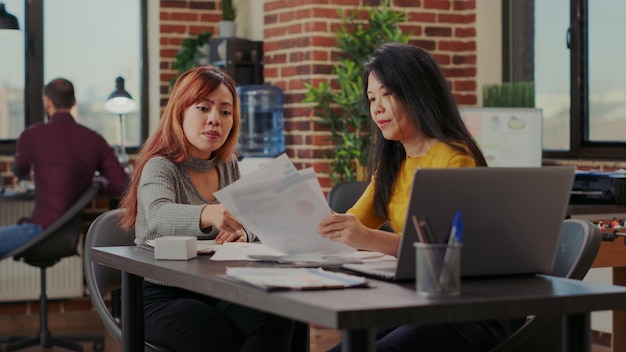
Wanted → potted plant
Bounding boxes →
[219,0,237,37]
[483,82,535,107]
[303,0,409,184]
[171,30,212,86]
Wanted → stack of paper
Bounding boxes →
[210,242,388,265]
[215,154,355,256]
[224,267,368,291]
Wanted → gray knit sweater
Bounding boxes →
[134,154,252,246]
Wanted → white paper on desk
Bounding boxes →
[210,242,285,261]
[224,267,368,291]
[215,154,354,255]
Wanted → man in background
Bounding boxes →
[0,78,129,256]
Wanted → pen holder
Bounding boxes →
[414,242,462,297]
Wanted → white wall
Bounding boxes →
[236,0,263,41]
[476,0,503,106]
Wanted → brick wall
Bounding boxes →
[159,0,221,105]
[156,0,483,190]
[151,0,626,190]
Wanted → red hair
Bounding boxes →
[119,65,240,229]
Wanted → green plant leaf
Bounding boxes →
[170,30,213,86]
[221,0,236,21]
[302,0,410,184]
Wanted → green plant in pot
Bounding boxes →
[482,82,535,107]
[303,0,409,184]
[222,0,236,21]
[171,30,212,86]
[220,0,237,37]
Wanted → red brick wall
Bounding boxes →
[157,0,479,190]
[159,0,221,106]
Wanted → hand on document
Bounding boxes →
[214,154,355,256]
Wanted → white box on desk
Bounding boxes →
[154,236,197,260]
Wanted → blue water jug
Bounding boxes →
[237,85,285,157]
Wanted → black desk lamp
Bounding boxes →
[0,2,19,30]
[104,76,136,167]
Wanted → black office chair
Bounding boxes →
[327,181,368,213]
[327,181,394,232]
[0,183,105,352]
[84,209,309,352]
[489,218,603,352]
[83,208,174,352]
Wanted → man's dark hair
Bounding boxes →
[44,78,76,109]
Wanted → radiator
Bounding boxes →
[0,197,84,302]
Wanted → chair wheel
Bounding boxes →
[93,341,105,352]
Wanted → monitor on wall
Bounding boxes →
[459,107,543,167]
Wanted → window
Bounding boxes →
[0,0,147,155]
[534,0,570,151]
[506,0,626,160]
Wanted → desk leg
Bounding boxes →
[613,267,626,352]
[341,328,375,352]
[292,322,309,352]
[122,271,144,352]
[563,312,591,352]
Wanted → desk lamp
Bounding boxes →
[104,76,136,166]
[0,2,19,30]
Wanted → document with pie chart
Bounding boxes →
[215,154,355,255]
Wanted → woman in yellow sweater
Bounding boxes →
[318,43,508,351]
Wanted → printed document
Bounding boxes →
[215,154,354,255]
[224,267,368,291]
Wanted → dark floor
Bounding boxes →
[0,303,341,352]
[0,300,612,351]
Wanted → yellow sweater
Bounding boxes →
[348,141,477,233]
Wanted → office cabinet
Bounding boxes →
[208,38,263,85]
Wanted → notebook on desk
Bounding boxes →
[342,166,576,281]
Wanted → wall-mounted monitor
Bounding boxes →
[459,107,543,167]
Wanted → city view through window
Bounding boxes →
[0,0,141,149]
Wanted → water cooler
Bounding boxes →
[237,85,285,175]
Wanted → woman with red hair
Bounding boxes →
[118,65,294,351]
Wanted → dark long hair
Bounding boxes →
[363,43,487,218]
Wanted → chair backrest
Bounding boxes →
[327,181,394,233]
[2,183,101,264]
[327,181,367,213]
[489,218,602,352]
[551,218,602,279]
[83,208,132,341]
[84,209,175,352]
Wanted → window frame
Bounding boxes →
[0,0,148,156]
[504,0,626,161]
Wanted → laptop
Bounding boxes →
[342,166,575,281]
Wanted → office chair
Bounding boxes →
[327,181,368,213]
[84,209,310,352]
[327,181,394,232]
[0,183,105,352]
[83,208,174,352]
[489,218,602,352]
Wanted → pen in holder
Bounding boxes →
[412,212,463,297]
[414,242,462,297]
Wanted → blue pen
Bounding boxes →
[439,210,462,290]
[446,210,462,245]
[455,219,464,244]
